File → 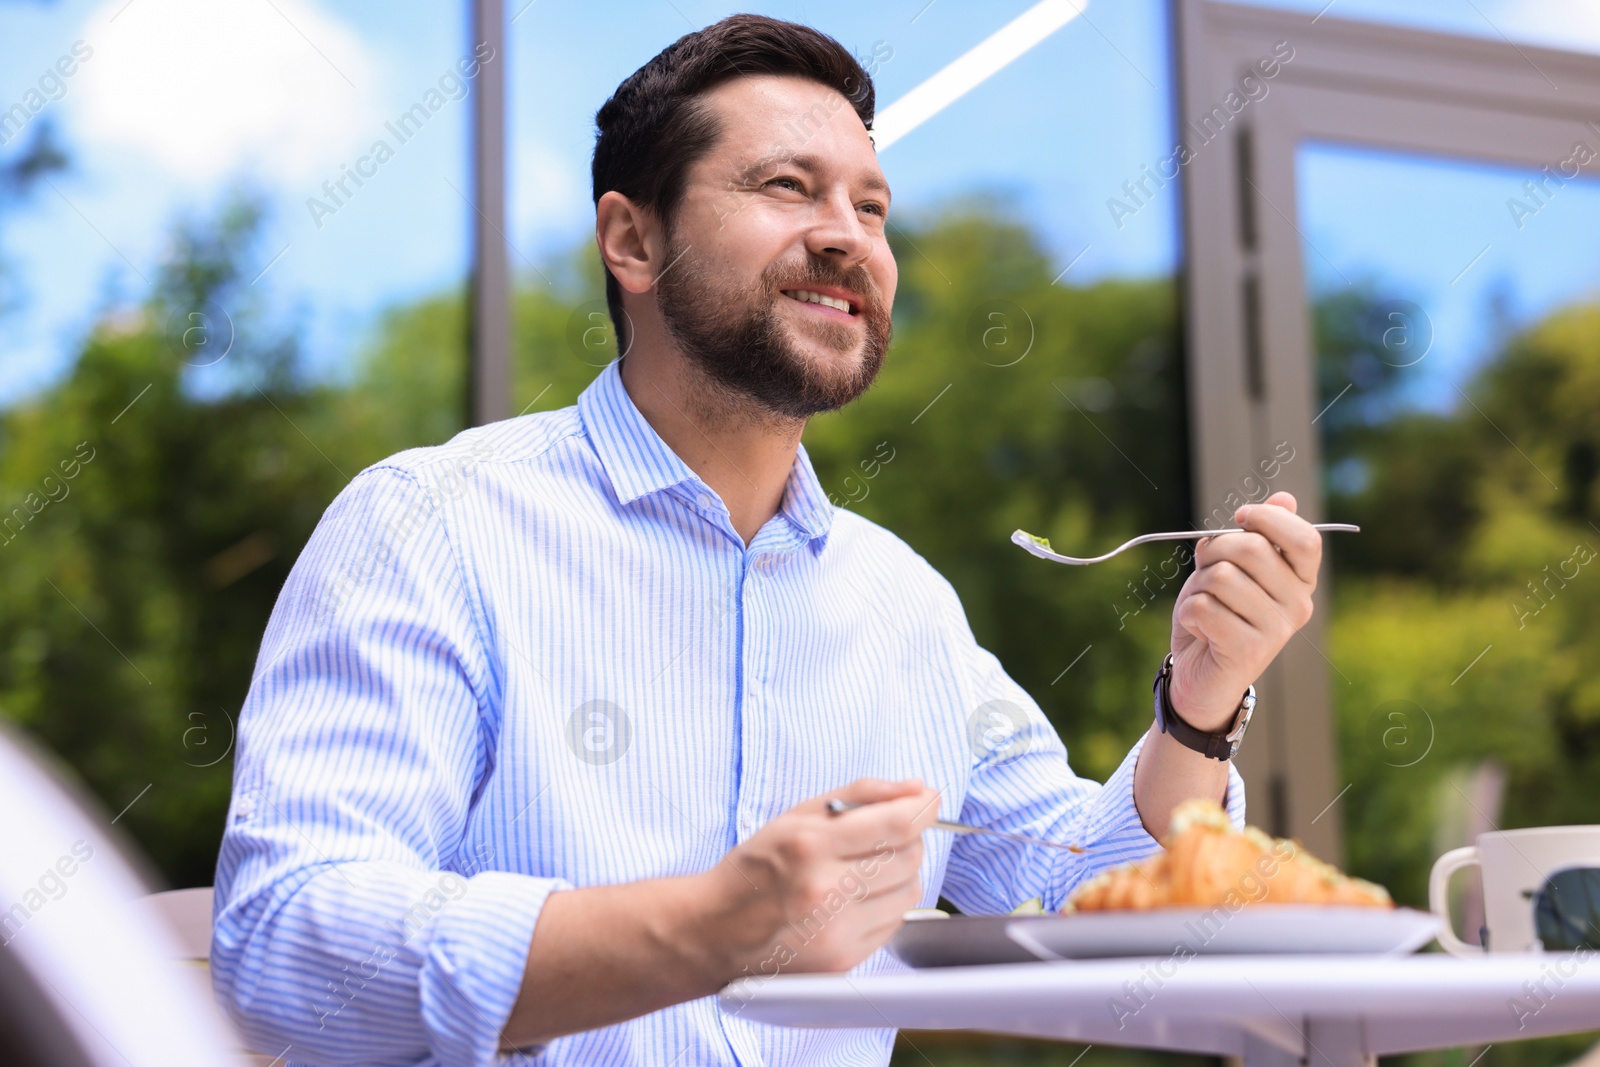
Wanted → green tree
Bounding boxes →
[0,193,354,884]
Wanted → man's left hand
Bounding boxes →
[1167,491,1321,732]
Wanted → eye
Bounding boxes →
[860,202,887,218]
[765,176,803,192]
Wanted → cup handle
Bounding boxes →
[1430,845,1483,955]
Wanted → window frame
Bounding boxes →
[1175,0,1600,860]
[469,0,510,426]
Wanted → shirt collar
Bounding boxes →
[576,358,835,549]
[577,358,699,506]
[779,441,834,547]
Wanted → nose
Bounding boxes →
[803,185,875,270]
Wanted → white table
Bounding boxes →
[719,955,1600,1067]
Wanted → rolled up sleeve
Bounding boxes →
[211,464,569,1067]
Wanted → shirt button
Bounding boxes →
[698,493,713,510]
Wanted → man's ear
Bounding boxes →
[596,191,661,296]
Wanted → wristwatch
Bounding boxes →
[1152,653,1255,762]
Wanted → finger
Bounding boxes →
[1190,558,1291,636]
[812,857,920,917]
[856,789,942,845]
[1237,500,1316,559]
[815,782,941,826]
[1175,590,1254,663]
[1231,504,1321,585]
[849,873,927,923]
[1170,568,1203,609]
[811,777,925,813]
[852,853,924,901]
[802,777,928,827]
[1195,531,1310,610]
[819,789,941,858]
[1262,490,1298,515]
[856,883,927,936]
[823,838,923,913]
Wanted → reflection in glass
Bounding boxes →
[1298,143,1600,936]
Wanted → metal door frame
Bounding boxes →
[1176,0,1600,860]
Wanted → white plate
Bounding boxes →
[1008,906,1440,960]
[888,907,1439,966]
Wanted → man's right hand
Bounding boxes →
[691,778,940,981]
[502,777,939,1050]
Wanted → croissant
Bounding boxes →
[1063,798,1391,912]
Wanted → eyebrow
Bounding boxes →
[738,152,892,205]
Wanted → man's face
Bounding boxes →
[654,74,897,420]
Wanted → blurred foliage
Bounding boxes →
[0,193,353,882]
[1310,276,1599,1067]
[0,189,1191,881]
[1315,289,1600,917]
[2,191,1598,1067]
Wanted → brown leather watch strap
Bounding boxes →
[1153,653,1250,762]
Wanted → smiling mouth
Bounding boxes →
[779,288,859,322]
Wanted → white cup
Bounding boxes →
[1429,826,1600,955]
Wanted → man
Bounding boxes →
[212,14,1322,1067]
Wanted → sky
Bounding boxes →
[2,0,1600,409]
[1300,143,1600,412]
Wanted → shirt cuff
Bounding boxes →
[418,871,572,1067]
[1043,731,1248,912]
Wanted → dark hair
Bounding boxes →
[591,14,876,352]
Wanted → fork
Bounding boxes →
[1010,524,1360,566]
[825,798,1085,853]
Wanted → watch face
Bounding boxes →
[1154,657,1251,761]
[1225,690,1256,744]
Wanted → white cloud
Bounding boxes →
[71,0,382,185]
[1493,0,1600,55]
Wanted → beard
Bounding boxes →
[653,228,892,422]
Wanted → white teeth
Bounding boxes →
[783,289,852,313]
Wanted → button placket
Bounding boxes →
[735,551,771,844]
[730,552,753,845]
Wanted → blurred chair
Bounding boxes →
[138,886,214,961]
[136,887,282,1066]
[0,722,251,1066]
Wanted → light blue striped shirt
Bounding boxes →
[212,357,1245,1067]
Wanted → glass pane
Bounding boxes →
[1231,0,1600,59]
[0,0,470,886]
[1298,142,1600,934]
